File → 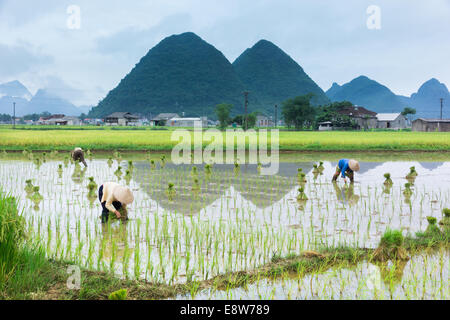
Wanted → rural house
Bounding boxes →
[105,112,140,126]
[376,113,408,129]
[256,114,274,127]
[412,118,450,132]
[336,105,377,130]
[150,113,179,126]
[37,114,66,125]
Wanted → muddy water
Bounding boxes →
[0,152,449,288]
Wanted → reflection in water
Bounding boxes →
[71,165,86,184]
[333,182,360,206]
[100,222,134,269]
[135,163,297,214]
[1,154,449,291]
[177,251,448,300]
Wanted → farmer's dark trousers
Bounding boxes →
[98,185,122,223]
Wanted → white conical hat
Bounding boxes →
[113,186,134,205]
[349,159,360,172]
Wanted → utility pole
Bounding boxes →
[243,91,249,130]
[440,98,444,120]
[13,102,16,129]
[274,104,278,128]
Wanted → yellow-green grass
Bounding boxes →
[1,128,450,151]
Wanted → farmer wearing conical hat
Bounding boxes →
[332,159,360,183]
[71,147,87,167]
[98,182,134,223]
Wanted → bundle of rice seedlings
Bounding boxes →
[87,177,98,194]
[403,183,413,197]
[318,161,324,172]
[166,183,176,201]
[108,289,127,300]
[114,166,122,177]
[372,229,409,262]
[312,164,319,174]
[439,208,450,226]
[425,216,441,236]
[296,187,308,201]
[383,173,393,186]
[30,186,43,204]
[204,164,212,175]
[24,179,34,194]
[124,170,132,184]
[406,166,418,180]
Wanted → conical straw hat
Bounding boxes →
[113,186,134,205]
[348,159,360,172]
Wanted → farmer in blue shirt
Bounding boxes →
[332,159,360,183]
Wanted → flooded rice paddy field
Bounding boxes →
[176,250,449,300]
[0,151,449,298]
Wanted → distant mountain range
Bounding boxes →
[326,76,449,119]
[0,81,91,117]
[2,31,448,120]
[89,32,329,118]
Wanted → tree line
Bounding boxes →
[214,94,416,130]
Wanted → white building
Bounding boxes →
[376,113,408,129]
[166,117,208,127]
[62,116,82,126]
[318,121,333,131]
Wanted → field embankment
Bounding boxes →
[1,127,450,151]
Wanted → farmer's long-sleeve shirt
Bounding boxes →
[338,159,350,178]
[101,182,122,213]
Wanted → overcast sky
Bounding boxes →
[0,0,449,106]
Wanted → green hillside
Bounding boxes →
[89,32,250,118]
[232,40,329,110]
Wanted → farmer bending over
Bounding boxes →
[99,182,134,223]
[332,159,360,183]
[71,147,87,167]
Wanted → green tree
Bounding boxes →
[282,94,316,130]
[232,111,259,129]
[215,103,233,129]
[23,112,51,122]
[231,115,243,126]
[315,101,357,129]
[401,107,416,124]
[0,114,12,122]
[246,112,258,128]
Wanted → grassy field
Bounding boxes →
[0,127,450,151]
